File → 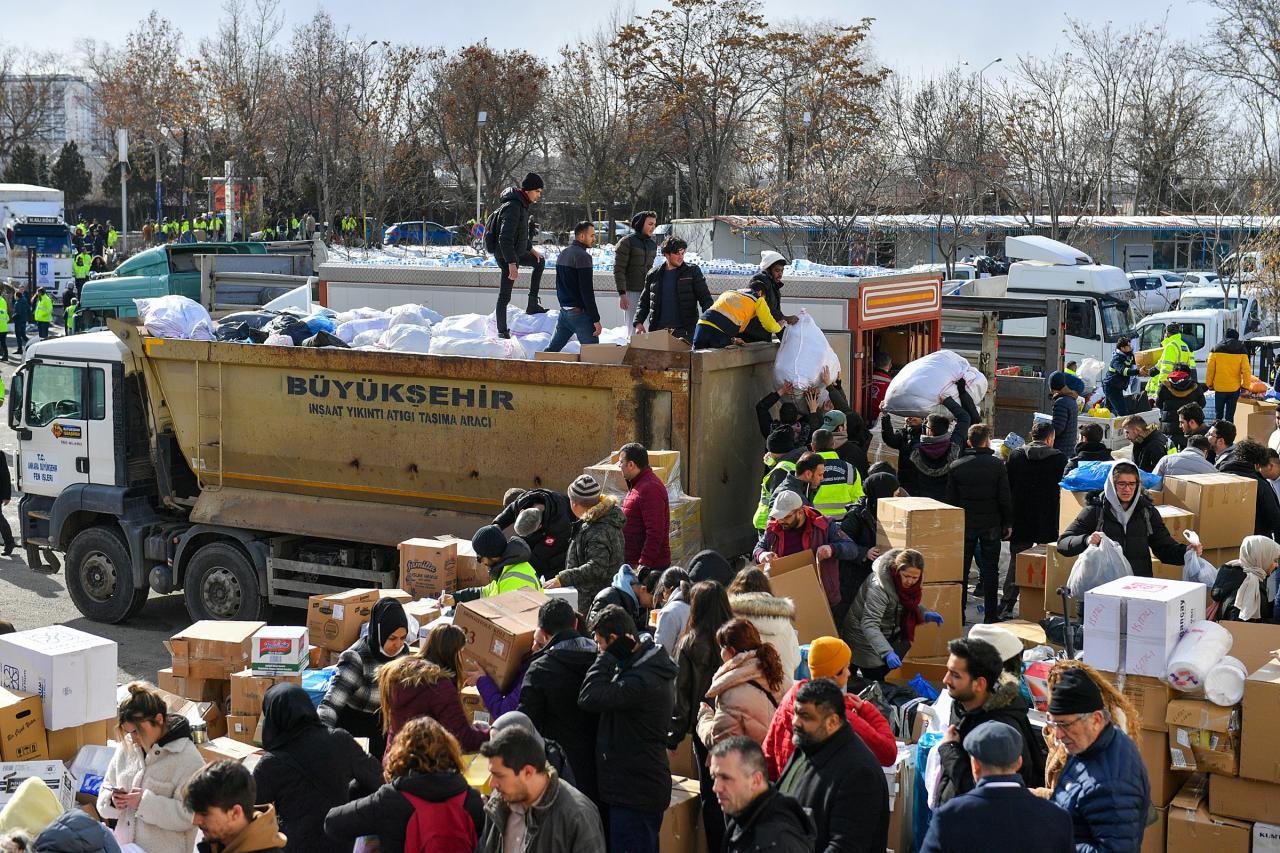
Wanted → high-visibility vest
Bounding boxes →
[1147,333,1194,395]
[33,295,52,323]
[106,228,118,247]
[65,305,76,333]
[73,253,91,278]
[481,561,543,597]
[813,450,863,517]
[0,296,10,333]
[754,458,798,529]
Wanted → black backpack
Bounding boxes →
[483,203,507,254]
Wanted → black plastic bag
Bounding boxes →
[301,330,349,348]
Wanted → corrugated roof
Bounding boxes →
[683,214,1280,231]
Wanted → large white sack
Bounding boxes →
[599,325,631,345]
[388,303,442,327]
[335,307,388,323]
[351,329,383,348]
[434,313,490,338]
[518,332,552,358]
[773,311,841,391]
[512,309,559,337]
[379,325,434,354]
[881,349,988,416]
[1166,620,1233,692]
[134,295,214,340]
[335,315,391,343]
[428,335,530,359]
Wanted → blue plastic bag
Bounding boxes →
[303,666,336,707]
[914,731,941,845]
[1060,460,1161,492]
[909,673,940,702]
[303,313,337,334]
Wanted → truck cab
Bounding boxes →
[1132,308,1236,379]
[1175,285,1266,337]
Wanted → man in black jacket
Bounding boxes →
[1122,416,1170,473]
[492,487,574,578]
[614,211,658,329]
[1002,421,1067,618]
[545,221,601,352]
[935,638,1046,804]
[1211,419,1239,471]
[1065,422,1113,473]
[777,678,888,853]
[518,599,601,804]
[1059,461,1200,578]
[493,173,545,338]
[578,605,677,853]
[710,736,814,853]
[946,424,1013,621]
[1217,438,1280,539]
[742,251,794,343]
[880,380,977,502]
[634,237,712,340]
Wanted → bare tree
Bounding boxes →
[0,46,64,166]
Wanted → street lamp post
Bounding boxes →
[475,111,488,228]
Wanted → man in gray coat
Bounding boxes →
[477,726,605,853]
[614,211,657,330]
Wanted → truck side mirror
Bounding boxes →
[7,368,23,432]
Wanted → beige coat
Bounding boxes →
[696,651,783,748]
[96,719,207,853]
[730,592,800,690]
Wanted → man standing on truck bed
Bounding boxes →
[492,173,546,339]
[545,222,601,352]
[615,211,658,331]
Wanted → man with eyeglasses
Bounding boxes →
[1046,666,1150,852]
[1058,461,1201,579]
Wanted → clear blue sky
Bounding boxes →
[12,0,1217,77]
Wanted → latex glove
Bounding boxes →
[924,611,945,625]
[884,652,902,670]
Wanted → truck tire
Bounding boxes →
[183,542,264,621]
[66,526,148,624]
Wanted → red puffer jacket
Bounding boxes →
[622,466,671,568]
[762,678,897,779]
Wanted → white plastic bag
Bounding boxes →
[387,303,442,327]
[134,295,214,340]
[773,310,841,391]
[518,332,552,358]
[379,325,433,354]
[428,335,530,359]
[1078,357,1106,388]
[1181,531,1218,586]
[1066,534,1132,597]
[351,329,383,348]
[334,315,390,343]
[880,349,987,416]
[1167,620,1233,692]
[263,333,294,347]
[434,313,490,339]
[510,309,559,337]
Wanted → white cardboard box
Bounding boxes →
[0,627,117,730]
[545,588,579,612]
[1083,630,1122,674]
[1082,577,1205,677]
[250,626,308,673]
[1255,822,1280,853]
[0,759,75,810]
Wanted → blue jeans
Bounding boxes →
[1216,390,1240,424]
[609,805,663,853]
[545,307,598,352]
[691,323,733,349]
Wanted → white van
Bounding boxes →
[1175,285,1267,337]
[1133,308,1237,378]
[996,235,1139,365]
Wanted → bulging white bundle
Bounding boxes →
[881,350,988,416]
[428,336,530,359]
[387,303,442,327]
[773,310,841,391]
[263,333,294,347]
[1166,620,1233,692]
[1204,655,1248,706]
[334,315,390,343]
[379,325,433,354]
[433,313,490,338]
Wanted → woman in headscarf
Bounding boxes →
[1212,535,1280,622]
[318,597,411,758]
[839,471,900,616]
[253,684,384,853]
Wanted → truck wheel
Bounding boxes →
[66,526,148,624]
[183,542,263,621]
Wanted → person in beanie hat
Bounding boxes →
[443,525,543,604]
[688,549,735,587]
[754,428,801,530]
[761,637,897,779]
[546,475,626,607]
[1047,371,1078,456]
[1047,665,1150,853]
[492,486,574,578]
[493,173,547,336]
[919,722,1073,853]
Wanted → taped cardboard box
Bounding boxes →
[1241,660,1280,783]
[0,760,75,810]
[155,667,228,703]
[1140,727,1190,807]
[1136,348,1160,368]
[1082,577,1205,678]
[250,626,308,675]
[398,538,458,598]
[1101,670,1176,732]
[439,537,488,588]
[875,498,964,583]
[661,776,710,853]
[1167,699,1239,776]
[306,589,410,653]
[46,719,109,764]
[1162,472,1256,549]
[460,685,489,726]
[168,621,266,681]
[759,551,837,644]
[404,600,443,640]
[1234,397,1277,443]
[229,670,303,717]
[905,584,962,661]
[453,588,548,692]
[1210,773,1280,824]
[0,689,46,762]
[1167,794,1251,853]
[198,736,263,766]
[0,626,118,730]
[1155,504,1197,541]
[1014,547,1046,588]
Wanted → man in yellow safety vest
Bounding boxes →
[443,524,543,604]
[754,428,800,530]
[1147,322,1194,399]
[811,429,863,517]
[0,291,10,360]
[33,288,53,339]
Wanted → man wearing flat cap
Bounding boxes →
[1047,666,1151,853]
[921,721,1072,853]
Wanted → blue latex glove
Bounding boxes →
[924,610,944,625]
[884,652,903,670]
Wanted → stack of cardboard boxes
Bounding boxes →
[1233,397,1278,444]
[1160,472,1256,567]
[305,588,412,663]
[584,449,704,567]
[874,498,964,666]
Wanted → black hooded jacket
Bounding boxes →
[1219,457,1280,539]
[724,786,815,853]
[518,631,603,803]
[254,685,385,853]
[840,472,898,600]
[494,187,531,266]
[1006,442,1068,544]
[492,488,574,577]
[1066,440,1114,473]
[324,769,484,853]
[1058,488,1186,577]
[742,270,784,343]
[935,673,1048,803]
[1155,375,1206,446]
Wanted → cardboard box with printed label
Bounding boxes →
[1014,547,1047,588]
[155,667,227,703]
[250,626,308,675]
[453,588,548,693]
[306,589,411,653]
[168,621,265,681]
[1210,773,1280,824]
[759,551,837,644]
[1163,473,1257,549]
[439,537,488,588]
[660,776,710,853]
[875,498,964,583]
[1082,576,1205,678]
[0,689,46,762]
[0,626,118,730]
[460,685,488,726]
[46,719,109,763]
[229,670,303,717]
[1241,660,1280,784]
[1101,671,1176,732]
[1167,699,1240,776]
[398,539,458,599]
[1255,821,1280,853]
[1167,773,1251,853]
[906,584,963,660]
[1140,728,1191,807]
[0,760,75,810]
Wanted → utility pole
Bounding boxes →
[117,129,129,255]
[475,111,488,227]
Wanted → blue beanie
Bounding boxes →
[1049,371,1068,391]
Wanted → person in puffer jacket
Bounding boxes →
[1207,327,1251,423]
[1155,367,1205,449]
[377,623,489,756]
[762,637,897,779]
[34,810,121,853]
[696,619,786,749]
[1048,666,1150,853]
[728,567,801,690]
[880,380,977,502]
[546,475,626,607]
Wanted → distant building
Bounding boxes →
[0,74,109,182]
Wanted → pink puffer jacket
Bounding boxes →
[696,650,783,748]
